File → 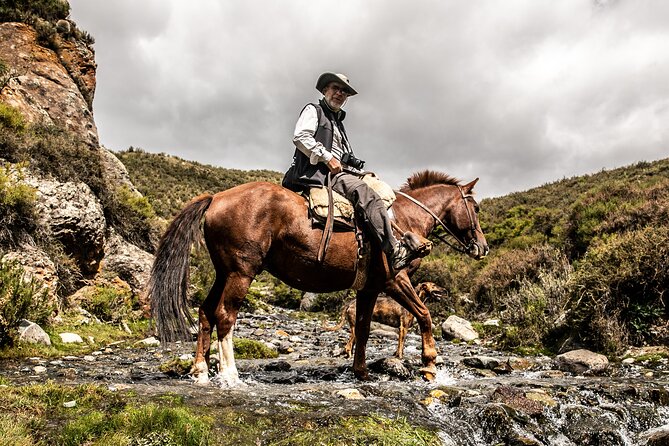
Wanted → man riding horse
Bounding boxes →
[282,72,429,271]
[148,71,489,385]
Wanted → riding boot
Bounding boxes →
[389,232,432,270]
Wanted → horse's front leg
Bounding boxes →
[386,273,437,380]
[353,290,378,380]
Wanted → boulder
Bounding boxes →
[24,175,106,275]
[18,319,51,346]
[299,292,318,312]
[555,349,609,375]
[441,315,479,342]
[2,245,59,308]
[101,227,153,310]
[59,332,83,343]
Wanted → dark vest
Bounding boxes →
[282,100,348,192]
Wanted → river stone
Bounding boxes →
[59,333,83,343]
[33,365,47,374]
[640,424,669,446]
[369,357,411,380]
[462,355,500,370]
[556,349,609,375]
[138,336,160,346]
[441,315,479,342]
[492,386,544,417]
[334,388,365,400]
[300,292,318,311]
[18,319,51,346]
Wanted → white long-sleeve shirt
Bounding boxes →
[292,104,346,166]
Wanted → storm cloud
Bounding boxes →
[69,0,669,198]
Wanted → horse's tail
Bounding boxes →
[149,194,213,342]
[321,302,350,332]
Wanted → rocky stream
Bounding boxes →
[2,307,669,445]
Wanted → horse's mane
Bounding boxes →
[400,170,461,192]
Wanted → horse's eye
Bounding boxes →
[474,204,480,213]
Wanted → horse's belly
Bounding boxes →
[265,235,360,293]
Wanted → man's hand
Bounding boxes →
[326,157,342,174]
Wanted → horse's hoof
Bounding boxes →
[354,370,372,381]
[192,374,210,385]
[419,366,437,381]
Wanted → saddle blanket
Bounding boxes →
[308,174,396,221]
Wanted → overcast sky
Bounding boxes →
[68,0,668,199]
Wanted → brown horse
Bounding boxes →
[149,170,488,385]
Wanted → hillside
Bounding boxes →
[117,149,669,357]
[115,148,283,219]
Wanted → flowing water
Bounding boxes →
[2,308,668,445]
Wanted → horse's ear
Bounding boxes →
[463,178,479,194]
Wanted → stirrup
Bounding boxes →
[390,232,432,270]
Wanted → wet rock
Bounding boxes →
[525,390,557,408]
[462,355,500,370]
[441,315,479,342]
[561,405,626,445]
[556,349,609,375]
[33,366,47,374]
[640,424,669,446]
[264,361,291,372]
[335,388,365,400]
[491,386,544,417]
[18,320,51,346]
[369,357,411,380]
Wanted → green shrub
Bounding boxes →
[0,163,37,246]
[492,261,572,352]
[0,0,69,22]
[78,284,135,323]
[471,244,567,313]
[0,259,52,347]
[566,225,669,353]
[311,289,353,315]
[0,103,25,131]
[265,277,302,309]
[0,124,105,196]
[102,185,161,253]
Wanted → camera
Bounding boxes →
[341,152,365,170]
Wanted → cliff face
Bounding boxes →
[0,19,152,310]
[0,22,98,147]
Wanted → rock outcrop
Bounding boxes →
[0,19,154,311]
[0,22,98,147]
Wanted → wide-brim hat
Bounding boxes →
[315,72,358,96]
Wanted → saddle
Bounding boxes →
[307,173,396,229]
[304,174,396,289]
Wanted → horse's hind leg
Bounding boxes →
[214,272,253,386]
[192,277,225,385]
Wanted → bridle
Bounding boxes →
[394,186,482,255]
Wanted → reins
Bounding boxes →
[393,186,479,255]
